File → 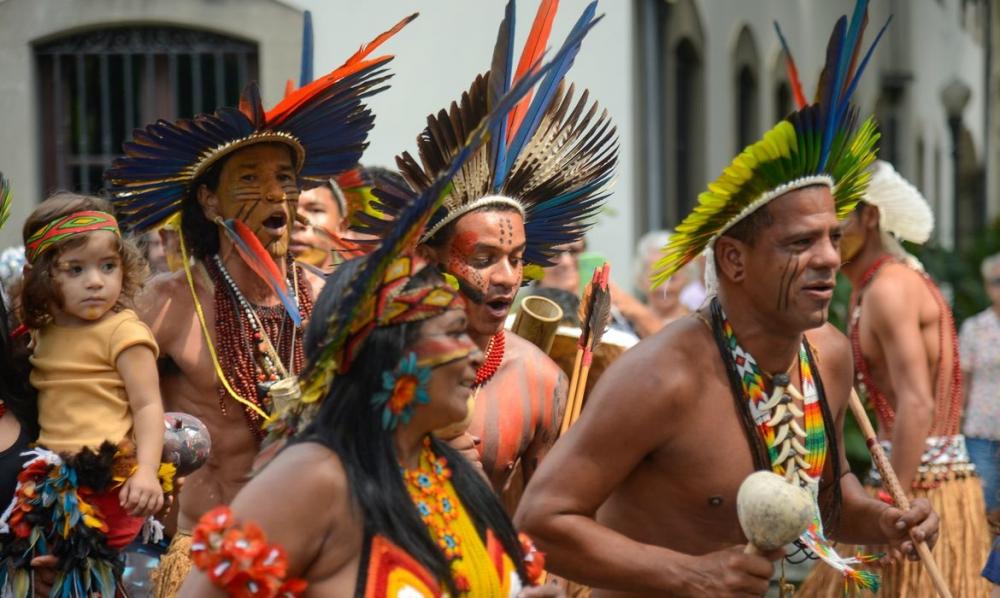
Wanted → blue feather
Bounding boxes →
[818,16,846,170]
[500,2,601,184]
[300,11,314,87]
[490,0,517,191]
[218,218,303,327]
[836,15,893,126]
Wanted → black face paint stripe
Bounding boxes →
[448,268,486,304]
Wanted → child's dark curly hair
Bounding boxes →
[17,193,147,329]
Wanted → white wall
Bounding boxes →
[298,0,637,284]
[0,0,302,249]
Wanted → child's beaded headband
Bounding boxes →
[25,211,121,263]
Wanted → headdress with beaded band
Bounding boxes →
[261,20,601,445]
[355,0,617,276]
[105,14,417,233]
[652,0,888,294]
[103,15,416,426]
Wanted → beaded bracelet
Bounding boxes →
[190,506,308,598]
[519,533,546,585]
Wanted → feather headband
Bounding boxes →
[105,14,417,233]
[862,160,934,244]
[355,0,617,270]
[295,15,601,407]
[652,0,888,288]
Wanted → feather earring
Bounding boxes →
[215,217,302,327]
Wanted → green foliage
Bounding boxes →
[909,218,1000,328]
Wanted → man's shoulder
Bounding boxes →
[611,315,714,391]
[866,261,927,303]
[504,332,564,379]
[142,268,194,303]
[804,322,851,372]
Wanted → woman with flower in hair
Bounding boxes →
[180,254,557,597]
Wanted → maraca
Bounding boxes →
[163,412,212,477]
[736,470,813,554]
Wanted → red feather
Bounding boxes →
[507,0,559,143]
[335,167,367,191]
[231,220,289,294]
[786,57,807,110]
[267,13,417,126]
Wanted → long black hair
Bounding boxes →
[301,258,527,593]
[0,295,38,440]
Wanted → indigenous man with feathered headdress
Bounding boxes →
[356,0,617,509]
[516,2,941,596]
[797,161,991,595]
[104,16,415,595]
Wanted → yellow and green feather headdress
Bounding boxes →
[653,0,889,288]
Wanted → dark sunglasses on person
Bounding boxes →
[988,277,1000,287]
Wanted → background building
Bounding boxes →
[0,0,993,287]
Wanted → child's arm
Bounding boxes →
[117,344,165,517]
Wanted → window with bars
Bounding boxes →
[36,26,259,195]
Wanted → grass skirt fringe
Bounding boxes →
[151,531,191,597]
[797,476,992,597]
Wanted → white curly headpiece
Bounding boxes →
[864,160,934,244]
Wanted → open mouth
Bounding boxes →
[484,298,512,318]
[262,212,288,232]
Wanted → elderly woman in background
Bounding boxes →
[961,252,1000,519]
[611,230,697,338]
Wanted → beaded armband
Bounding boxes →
[519,533,546,585]
[191,506,308,598]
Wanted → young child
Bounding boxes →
[0,193,167,596]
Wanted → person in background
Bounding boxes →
[961,252,1000,519]
[611,230,694,338]
[537,240,585,295]
[290,179,346,274]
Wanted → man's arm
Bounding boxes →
[515,335,777,596]
[521,366,568,483]
[867,274,935,492]
[809,324,940,556]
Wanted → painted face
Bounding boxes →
[539,239,584,294]
[414,309,483,428]
[50,230,123,326]
[838,208,867,263]
[291,184,342,266]
[211,143,300,258]
[736,185,842,331]
[441,209,526,339]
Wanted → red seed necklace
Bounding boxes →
[472,331,505,388]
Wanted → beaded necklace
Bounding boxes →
[472,331,505,388]
[207,256,312,440]
[849,255,963,437]
[401,439,504,595]
[711,299,880,591]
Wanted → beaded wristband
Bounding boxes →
[519,533,546,585]
[191,506,307,598]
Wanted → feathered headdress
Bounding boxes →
[862,159,934,271]
[105,14,417,233]
[863,160,933,244]
[652,0,888,290]
[355,0,617,271]
[292,16,602,413]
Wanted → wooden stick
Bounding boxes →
[560,348,584,435]
[847,389,953,598]
[569,362,593,426]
